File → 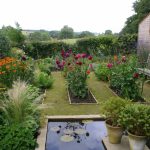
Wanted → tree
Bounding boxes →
[122,0,150,34]
[0,31,11,57]
[1,24,25,47]
[78,31,95,38]
[59,25,74,39]
[49,30,60,39]
[29,31,51,42]
[105,30,113,35]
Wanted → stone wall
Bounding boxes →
[138,13,150,55]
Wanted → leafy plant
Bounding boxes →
[34,71,54,89]
[0,120,38,150]
[102,97,130,126]
[95,63,110,81]
[109,55,141,100]
[118,104,150,136]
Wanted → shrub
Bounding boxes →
[95,63,110,81]
[118,104,150,136]
[109,55,141,100]
[0,32,11,58]
[102,97,130,126]
[0,120,38,150]
[34,71,54,89]
[0,56,34,87]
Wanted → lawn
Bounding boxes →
[40,71,150,124]
[59,38,80,45]
[40,72,116,118]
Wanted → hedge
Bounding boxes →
[23,34,137,59]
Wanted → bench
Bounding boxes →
[138,53,150,77]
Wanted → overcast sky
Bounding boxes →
[0,0,135,33]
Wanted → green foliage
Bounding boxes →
[0,32,11,57]
[118,34,137,54]
[110,56,141,100]
[29,31,51,42]
[102,97,130,126]
[59,25,74,39]
[122,0,150,34]
[0,121,38,150]
[104,30,113,35]
[1,25,25,47]
[49,30,60,39]
[0,80,37,124]
[118,104,150,136]
[26,85,40,102]
[78,31,95,38]
[24,41,71,59]
[95,64,110,81]
[34,71,54,89]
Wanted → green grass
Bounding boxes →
[143,82,150,102]
[59,38,80,45]
[39,72,150,125]
[40,72,116,118]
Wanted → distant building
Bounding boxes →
[138,13,150,54]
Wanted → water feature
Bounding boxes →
[46,120,107,150]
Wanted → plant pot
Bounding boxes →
[105,120,123,144]
[128,131,147,150]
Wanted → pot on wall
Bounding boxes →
[128,131,147,150]
[105,119,123,144]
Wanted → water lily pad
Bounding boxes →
[82,120,93,124]
[63,129,74,134]
[50,126,60,132]
[74,128,87,135]
[60,135,74,142]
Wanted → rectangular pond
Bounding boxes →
[46,119,107,150]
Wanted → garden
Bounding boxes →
[0,29,150,150]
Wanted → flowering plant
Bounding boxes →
[0,56,34,87]
[56,49,92,98]
[109,55,141,100]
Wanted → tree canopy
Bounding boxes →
[59,25,74,39]
[122,0,150,34]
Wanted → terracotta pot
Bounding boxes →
[105,120,123,144]
[128,131,147,150]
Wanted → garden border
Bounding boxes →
[67,88,99,105]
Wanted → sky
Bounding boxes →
[0,0,135,33]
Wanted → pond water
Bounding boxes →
[46,120,107,150]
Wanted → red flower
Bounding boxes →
[86,70,90,75]
[88,55,92,60]
[56,59,60,64]
[133,73,139,78]
[107,63,113,69]
[75,54,81,59]
[122,56,126,62]
[81,53,86,58]
[76,61,82,65]
[62,60,65,65]
[61,50,65,58]
[78,62,82,65]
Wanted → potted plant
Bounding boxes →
[102,97,130,144]
[118,104,150,150]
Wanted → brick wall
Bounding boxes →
[138,14,150,55]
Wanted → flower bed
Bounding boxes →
[56,49,97,103]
